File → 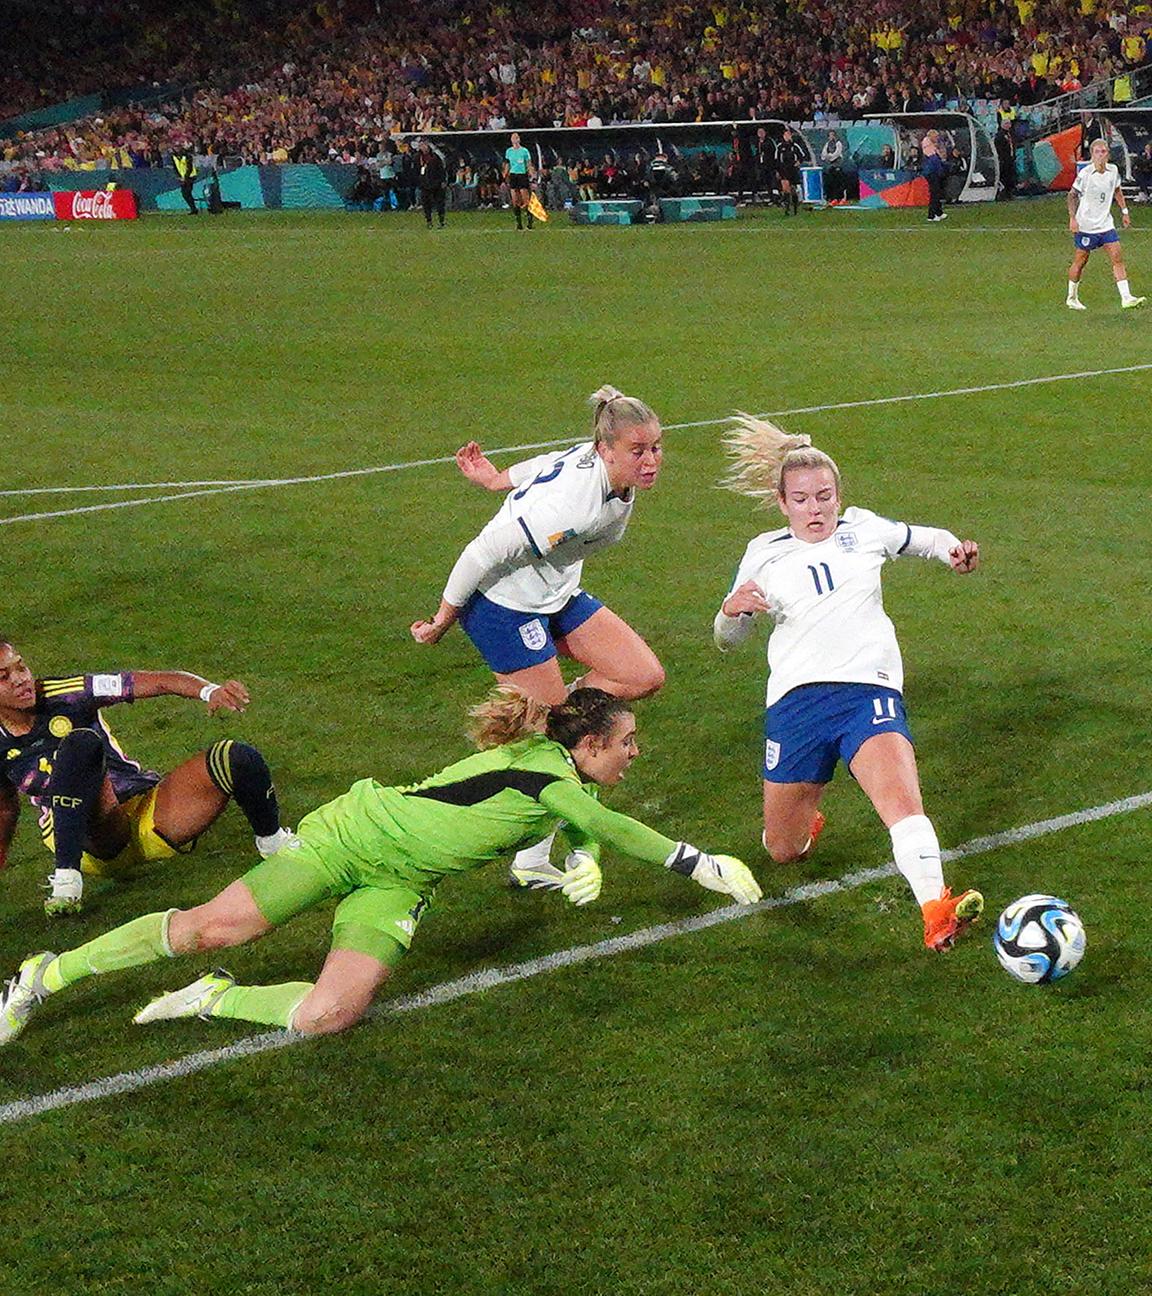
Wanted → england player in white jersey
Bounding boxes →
[412,385,665,887]
[712,416,983,952]
[1066,137,1144,311]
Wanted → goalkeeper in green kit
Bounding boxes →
[0,688,761,1042]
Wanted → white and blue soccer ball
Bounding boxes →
[993,894,1086,984]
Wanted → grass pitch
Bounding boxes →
[0,201,1150,1295]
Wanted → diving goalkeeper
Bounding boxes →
[0,688,761,1043]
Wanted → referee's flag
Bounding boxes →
[527,192,549,223]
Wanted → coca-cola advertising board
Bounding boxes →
[0,193,55,221]
[52,190,139,220]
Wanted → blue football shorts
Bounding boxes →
[1073,229,1119,252]
[458,590,603,673]
[763,683,913,784]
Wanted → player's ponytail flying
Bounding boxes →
[720,413,841,503]
[467,685,632,751]
[589,384,658,445]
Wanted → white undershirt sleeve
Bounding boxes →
[902,524,961,564]
[442,522,537,607]
[713,608,759,652]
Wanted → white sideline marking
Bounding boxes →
[1,788,1148,1126]
[3,362,1151,521]
[0,479,273,497]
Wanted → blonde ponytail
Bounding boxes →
[467,686,551,749]
[588,385,658,445]
[720,412,840,501]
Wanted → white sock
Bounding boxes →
[1118,278,1130,300]
[889,814,944,907]
[511,832,558,874]
[1067,280,1079,300]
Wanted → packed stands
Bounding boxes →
[3,0,1151,173]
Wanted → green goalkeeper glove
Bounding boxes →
[561,851,602,906]
[665,843,762,905]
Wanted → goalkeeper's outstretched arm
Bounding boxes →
[539,779,762,905]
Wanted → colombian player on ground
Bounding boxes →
[0,688,761,1044]
[1066,137,1145,311]
[0,636,296,918]
[712,418,983,953]
[412,385,665,889]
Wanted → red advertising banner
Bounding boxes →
[51,190,139,220]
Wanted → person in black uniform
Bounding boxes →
[776,127,805,215]
[0,636,295,917]
[417,139,446,228]
[753,127,777,205]
[994,123,1016,199]
[171,139,198,215]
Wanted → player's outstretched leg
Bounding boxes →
[136,948,390,1035]
[44,727,107,917]
[0,911,180,1042]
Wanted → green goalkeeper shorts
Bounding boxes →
[240,838,432,969]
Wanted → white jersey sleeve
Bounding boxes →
[507,452,557,489]
[713,531,785,651]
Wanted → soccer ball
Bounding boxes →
[993,894,1086,984]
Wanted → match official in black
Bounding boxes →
[777,128,805,216]
[417,139,446,229]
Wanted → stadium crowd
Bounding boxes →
[3,0,1151,173]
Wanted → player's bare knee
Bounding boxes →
[292,997,367,1035]
[762,830,805,864]
[622,660,665,699]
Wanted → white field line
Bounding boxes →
[3,362,1151,521]
[1,788,1148,1127]
[36,219,1150,242]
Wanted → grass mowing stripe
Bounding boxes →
[4,361,1151,518]
[2,788,1148,1127]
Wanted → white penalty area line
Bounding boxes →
[4,361,1152,526]
[2,787,1149,1127]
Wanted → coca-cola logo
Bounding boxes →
[69,191,116,219]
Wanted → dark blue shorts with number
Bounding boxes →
[763,682,913,783]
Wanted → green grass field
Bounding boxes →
[1,200,1150,1295]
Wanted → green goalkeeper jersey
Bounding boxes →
[294,735,676,893]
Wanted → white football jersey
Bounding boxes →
[480,442,634,613]
[720,507,956,707]
[1072,163,1121,234]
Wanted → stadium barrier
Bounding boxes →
[0,190,137,220]
[570,200,642,225]
[659,195,735,220]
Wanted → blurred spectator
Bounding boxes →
[1132,141,1152,202]
[994,121,1018,200]
[820,130,846,203]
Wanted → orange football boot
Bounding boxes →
[922,886,984,952]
